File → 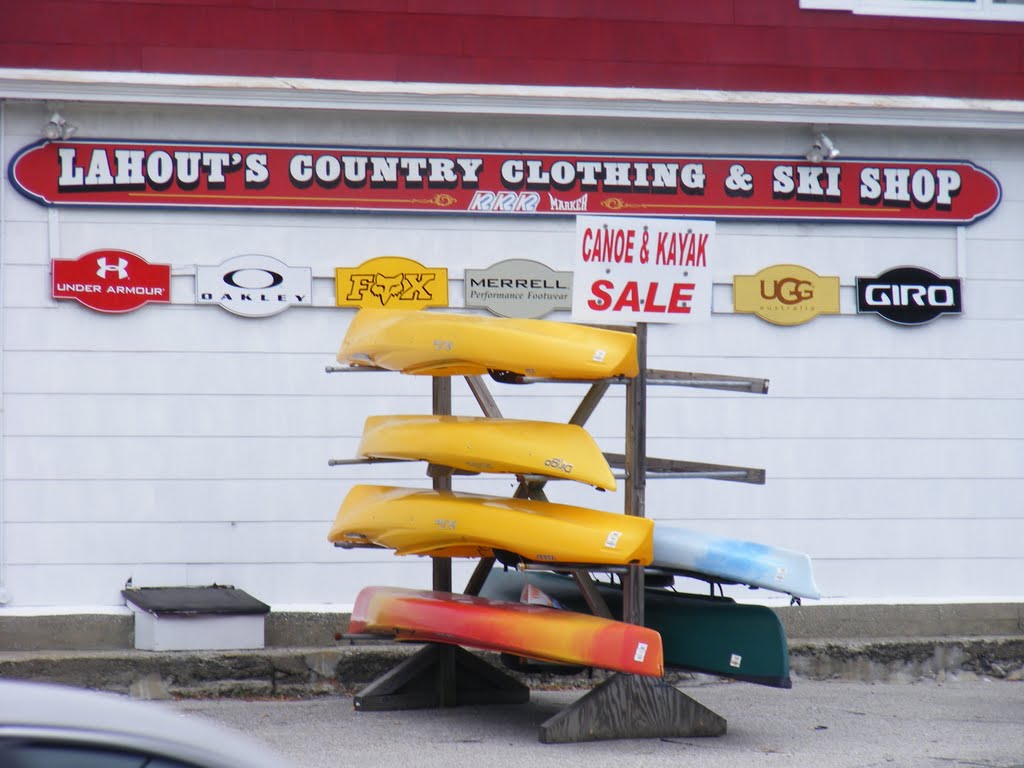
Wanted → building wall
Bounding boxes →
[2,98,1021,610]
[1,1,1022,99]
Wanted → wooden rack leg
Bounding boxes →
[428,376,459,706]
[353,644,530,711]
[537,323,728,743]
[538,673,726,743]
[463,556,496,596]
[353,375,530,713]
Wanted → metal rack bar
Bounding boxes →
[604,452,766,484]
[501,369,767,394]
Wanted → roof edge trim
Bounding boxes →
[2,68,1022,132]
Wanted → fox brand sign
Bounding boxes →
[8,140,1001,224]
[857,267,962,325]
[335,256,448,310]
[464,259,572,318]
[196,255,312,316]
[52,249,171,313]
[734,264,840,325]
[571,215,714,325]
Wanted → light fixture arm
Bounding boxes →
[41,110,77,141]
[805,130,840,163]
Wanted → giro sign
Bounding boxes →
[856,267,962,325]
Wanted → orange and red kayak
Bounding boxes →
[350,586,664,677]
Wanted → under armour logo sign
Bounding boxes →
[96,256,129,280]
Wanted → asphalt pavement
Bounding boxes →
[174,676,1024,768]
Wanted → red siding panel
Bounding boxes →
[0,0,1021,100]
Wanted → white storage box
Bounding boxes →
[123,585,270,651]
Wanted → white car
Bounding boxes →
[0,679,294,767]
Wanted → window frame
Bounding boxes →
[799,0,1024,21]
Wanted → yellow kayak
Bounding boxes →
[328,485,653,565]
[358,414,616,491]
[337,308,638,380]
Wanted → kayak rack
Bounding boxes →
[327,363,769,395]
[327,320,771,742]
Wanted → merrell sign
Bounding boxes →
[465,260,572,318]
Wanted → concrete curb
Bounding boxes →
[2,636,1022,699]
[2,602,1022,651]
[2,604,1022,697]
[788,636,1024,682]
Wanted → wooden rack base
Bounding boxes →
[353,644,529,711]
[539,672,727,744]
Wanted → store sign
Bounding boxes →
[571,215,714,325]
[734,264,840,325]
[335,256,448,309]
[8,139,1001,224]
[52,249,171,313]
[856,267,962,325]
[196,254,311,316]
[464,259,572,318]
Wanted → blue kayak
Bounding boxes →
[653,525,821,600]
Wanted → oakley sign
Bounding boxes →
[856,267,962,325]
[196,255,312,316]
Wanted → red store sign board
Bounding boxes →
[52,249,171,313]
[10,140,1001,224]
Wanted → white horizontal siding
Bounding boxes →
[4,560,475,607]
[8,477,1022,525]
[2,350,429,396]
[10,554,1023,607]
[648,518,1024,561]
[11,517,1021,566]
[6,304,1023,359]
[2,220,48,265]
[5,521,340,565]
[644,477,1024,522]
[7,393,1023,441]
[968,239,1024,280]
[6,350,1023,399]
[649,315,1024,359]
[2,100,1022,610]
[6,434,1021,482]
[4,478,352,523]
[718,557,1024,604]
[643,436,1024,479]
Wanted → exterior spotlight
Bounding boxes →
[805,132,840,163]
[41,112,76,140]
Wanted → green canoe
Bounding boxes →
[480,567,791,688]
